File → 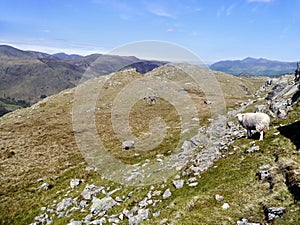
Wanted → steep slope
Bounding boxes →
[210,57,296,76]
[0,64,270,224]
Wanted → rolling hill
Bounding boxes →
[210,57,297,76]
[0,45,165,115]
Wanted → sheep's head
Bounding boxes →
[236,113,244,123]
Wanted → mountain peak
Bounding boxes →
[211,57,296,76]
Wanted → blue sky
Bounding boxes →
[0,0,299,63]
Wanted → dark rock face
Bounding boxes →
[278,121,300,150]
[295,61,300,82]
[284,166,300,202]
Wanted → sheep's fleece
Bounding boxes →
[237,112,270,140]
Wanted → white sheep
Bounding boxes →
[237,112,270,141]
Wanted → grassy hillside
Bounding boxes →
[0,64,270,225]
[4,65,299,225]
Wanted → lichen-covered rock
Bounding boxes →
[90,196,117,215]
[81,184,104,200]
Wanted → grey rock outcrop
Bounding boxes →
[263,206,286,221]
[90,196,117,215]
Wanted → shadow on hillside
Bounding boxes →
[278,121,300,150]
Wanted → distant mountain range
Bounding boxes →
[0,45,166,115]
[210,57,297,76]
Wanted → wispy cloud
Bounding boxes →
[148,7,175,19]
[217,4,236,17]
[226,4,235,16]
[247,0,273,3]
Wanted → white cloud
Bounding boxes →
[0,41,104,56]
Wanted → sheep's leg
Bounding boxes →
[259,131,264,141]
[247,129,251,138]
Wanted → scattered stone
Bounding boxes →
[115,196,123,202]
[221,203,230,209]
[259,164,271,170]
[89,218,106,224]
[174,174,180,179]
[153,211,161,217]
[119,213,124,220]
[129,208,150,225]
[259,170,270,181]
[237,218,261,225]
[31,213,52,225]
[108,217,120,223]
[38,182,52,190]
[81,184,104,200]
[188,182,198,187]
[128,191,133,198]
[247,145,260,153]
[173,180,184,189]
[162,188,172,199]
[187,177,197,183]
[85,165,98,171]
[79,200,88,208]
[215,194,224,202]
[67,220,82,225]
[90,196,117,215]
[56,198,73,212]
[70,179,83,189]
[139,197,149,208]
[37,178,44,183]
[122,140,135,150]
[263,206,286,221]
[84,214,93,222]
[152,190,162,196]
[204,100,213,105]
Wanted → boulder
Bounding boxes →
[173,180,184,189]
[122,140,135,150]
[162,188,172,199]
